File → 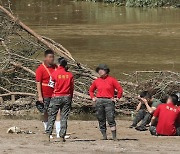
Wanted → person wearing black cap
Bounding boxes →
[46,57,74,142]
[89,64,123,140]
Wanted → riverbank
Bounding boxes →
[0,119,180,153]
[78,0,180,8]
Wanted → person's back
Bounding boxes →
[155,103,179,136]
[46,57,74,142]
[150,94,180,136]
[52,66,73,97]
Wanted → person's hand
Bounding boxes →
[111,98,120,103]
[38,96,44,103]
[92,97,97,102]
[141,98,148,104]
[92,97,97,107]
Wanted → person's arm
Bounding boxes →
[36,82,43,103]
[89,81,97,102]
[151,116,158,126]
[141,98,156,114]
[70,76,74,98]
[36,67,43,103]
[136,101,142,111]
[113,78,123,99]
[151,106,160,126]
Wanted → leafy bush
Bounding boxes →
[126,0,179,7]
[80,0,180,7]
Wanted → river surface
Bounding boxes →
[8,0,180,78]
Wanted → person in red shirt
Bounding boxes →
[89,64,123,140]
[149,94,180,136]
[46,57,74,142]
[36,49,61,138]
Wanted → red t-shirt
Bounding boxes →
[36,63,56,98]
[51,66,74,97]
[89,75,123,99]
[154,103,180,136]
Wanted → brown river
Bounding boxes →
[10,0,180,78]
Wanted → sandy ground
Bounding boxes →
[0,119,180,154]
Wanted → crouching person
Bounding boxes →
[149,94,180,136]
[129,91,161,131]
[46,57,74,142]
[89,64,123,141]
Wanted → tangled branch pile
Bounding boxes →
[0,4,179,114]
[0,4,96,109]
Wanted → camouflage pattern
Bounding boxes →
[149,126,180,136]
[95,98,116,131]
[46,96,72,138]
[43,97,51,113]
[132,109,152,127]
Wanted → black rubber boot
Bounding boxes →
[129,124,137,128]
[111,130,117,141]
[100,130,107,140]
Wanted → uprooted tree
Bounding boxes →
[0,4,179,114]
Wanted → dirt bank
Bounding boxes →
[0,119,179,154]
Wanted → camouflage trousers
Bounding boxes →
[95,98,116,131]
[46,96,72,138]
[149,126,180,136]
[132,109,152,127]
[43,97,51,113]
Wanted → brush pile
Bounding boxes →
[0,4,179,115]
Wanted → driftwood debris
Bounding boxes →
[0,4,96,107]
[0,4,179,114]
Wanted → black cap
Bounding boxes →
[36,101,45,113]
[96,64,110,74]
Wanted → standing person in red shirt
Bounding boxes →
[149,94,180,136]
[89,64,123,141]
[36,49,61,138]
[46,57,74,142]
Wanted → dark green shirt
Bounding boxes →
[151,98,161,108]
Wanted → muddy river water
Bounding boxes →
[9,0,180,78]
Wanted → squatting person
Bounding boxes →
[89,64,123,140]
[149,94,180,136]
[46,57,74,142]
[129,91,161,131]
[36,49,61,138]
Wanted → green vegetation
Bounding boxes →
[79,0,180,7]
[125,0,180,7]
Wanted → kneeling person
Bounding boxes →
[46,57,74,142]
[150,94,180,136]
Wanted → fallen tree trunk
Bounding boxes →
[0,5,74,62]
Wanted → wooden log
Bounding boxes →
[0,86,11,93]
[10,62,36,76]
[0,92,36,97]
[0,97,4,104]
[11,95,15,103]
[0,5,75,62]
